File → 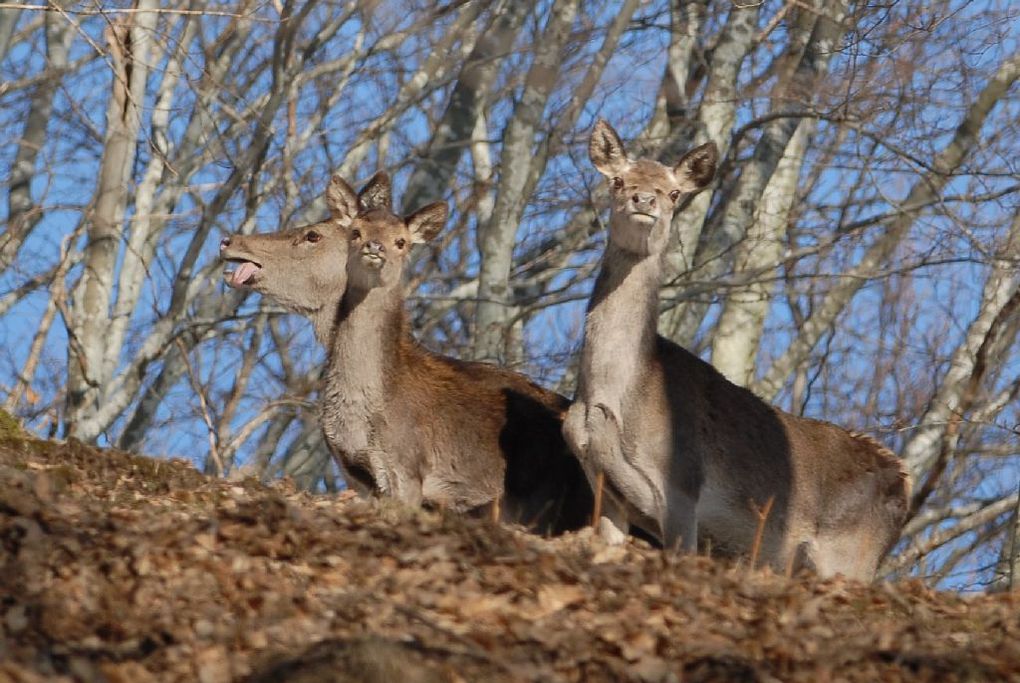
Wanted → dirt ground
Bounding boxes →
[1,421,1018,682]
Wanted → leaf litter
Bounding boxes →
[1,433,1017,682]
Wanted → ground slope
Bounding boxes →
[0,427,1017,682]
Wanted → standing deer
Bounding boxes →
[221,172,592,535]
[563,119,910,578]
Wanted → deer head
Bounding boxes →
[324,175,448,293]
[589,118,718,257]
[219,172,392,314]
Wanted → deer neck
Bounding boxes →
[578,240,663,405]
[325,285,405,404]
[310,291,346,346]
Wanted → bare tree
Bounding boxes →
[1,0,1018,589]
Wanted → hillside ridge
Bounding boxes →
[1,427,1017,682]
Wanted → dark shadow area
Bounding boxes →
[500,388,594,536]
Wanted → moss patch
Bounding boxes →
[0,408,23,440]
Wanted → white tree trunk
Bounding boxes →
[659,0,764,322]
[901,209,1020,477]
[473,0,579,363]
[712,120,813,385]
[753,49,1020,402]
[67,1,159,438]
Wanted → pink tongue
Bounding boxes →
[230,262,259,287]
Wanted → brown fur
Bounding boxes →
[563,119,910,578]
[221,173,592,535]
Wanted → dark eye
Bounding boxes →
[305,230,321,243]
[669,190,681,203]
[395,238,406,249]
[350,229,361,241]
[612,177,624,190]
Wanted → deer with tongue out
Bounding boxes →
[220,172,593,535]
[228,261,259,289]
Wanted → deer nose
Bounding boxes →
[220,236,231,251]
[631,192,656,210]
[364,241,385,256]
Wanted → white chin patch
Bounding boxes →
[630,213,657,224]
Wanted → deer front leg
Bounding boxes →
[586,402,624,472]
[564,401,631,545]
[345,449,423,508]
[596,496,629,545]
[562,401,591,459]
[564,401,625,469]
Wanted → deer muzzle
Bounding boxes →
[361,241,386,268]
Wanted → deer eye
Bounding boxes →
[395,238,406,249]
[350,229,361,241]
[305,230,321,243]
[669,189,681,203]
[611,177,624,190]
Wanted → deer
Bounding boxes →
[220,172,593,535]
[562,119,911,579]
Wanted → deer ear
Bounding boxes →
[406,201,448,244]
[589,118,628,176]
[326,174,358,223]
[673,142,718,193]
[357,171,391,212]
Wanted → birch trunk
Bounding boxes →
[901,209,1020,478]
[473,0,579,363]
[711,120,814,385]
[670,0,846,346]
[753,49,1020,403]
[659,0,763,339]
[66,1,159,438]
[401,1,530,211]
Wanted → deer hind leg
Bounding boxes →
[662,489,698,554]
[811,529,883,580]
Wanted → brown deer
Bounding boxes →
[221,172,592,535]
[562,119,910,579]
[220,172,381,344]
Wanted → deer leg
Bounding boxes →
[390,468,424,508]
[585,403,638,545]
[586,403,624,472]
[565,402,632,544]
[596,498,630,545]
[662,490,698,554]
[562,401,590,458]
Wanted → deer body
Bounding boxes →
[222,174,592,534]
[564,120,910,578]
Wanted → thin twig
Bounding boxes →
[0,3,281,21]
[749,496,775,571]
[490,494,501,524]
[1009,483,1020,592]
[175,338,224,477]
[785,548,797,578]
[754,0,792,44]
[591,471,605,529]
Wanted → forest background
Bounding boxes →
[1,0,1018,590]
